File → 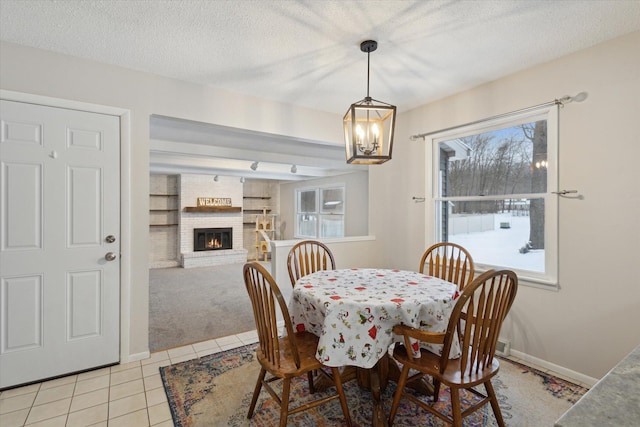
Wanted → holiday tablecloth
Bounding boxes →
[289,268,461,369]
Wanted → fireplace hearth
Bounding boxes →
[194,227,232,251]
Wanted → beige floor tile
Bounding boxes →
[74,375,110,396]
[151,420,174,427]
[25,398,71,425]
[76,366,111,382]
[110,378,144,401]
[191,339,219,352]
[0,408,29,427]
[0,383,40,400]
[24,414,67,426]
[110,366,142,386]
[168,354,197,364]
[33,383,75,406]
[107,408,149,427]
[214,335,242,346]
[196,347,220,358]
[142,351,169,366]
[145,387,167,407]
[142,361,167,378]
[111,360,142,373]
[0,392,37,414]
[39,375,76,390]
[69,387,109,413]
[167,345,195,359]
[0,333,250,427]
[237,330,259,344]
[108,392,147,419]
[65,402,108,426]
[220,342,244,351]
[143,374,163,392]
[147,401,171,425]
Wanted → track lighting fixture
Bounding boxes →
[250,161,259,171]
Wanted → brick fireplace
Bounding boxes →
[179,174,247,268]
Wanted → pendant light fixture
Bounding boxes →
[344,40,396,164]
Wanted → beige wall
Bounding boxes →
[2,31,639,379]
[369,31,640,380]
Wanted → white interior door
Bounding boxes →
[0,100,120,388]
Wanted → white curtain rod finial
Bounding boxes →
[559,92,588,105]
[572,92,588,102]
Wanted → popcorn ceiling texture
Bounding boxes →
[2,1,639,115]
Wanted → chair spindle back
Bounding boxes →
[420,242,475,290]
[287,240,336,287]
[441,269,518,375]
[243,262,300,369]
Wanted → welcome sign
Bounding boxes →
[197,197,232,207]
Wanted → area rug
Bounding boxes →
[160,344,588,426]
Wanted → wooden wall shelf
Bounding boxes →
[183,206,242,213]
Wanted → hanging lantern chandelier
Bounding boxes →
[344,40,396,164]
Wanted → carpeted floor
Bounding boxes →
[160,344,588,427]
[149,262,271,351]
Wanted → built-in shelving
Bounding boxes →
[150,193,178,227]
[243,209,272,213]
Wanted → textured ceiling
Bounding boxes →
[3,0,640,114]
[2,0,640,179]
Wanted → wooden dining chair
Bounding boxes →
[287,240,336,287]
[388,269,518,427]
[243,262,352,427]
[419,242,475,290]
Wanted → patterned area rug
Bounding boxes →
[160,344,587,426]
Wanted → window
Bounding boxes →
[296,186,345,238]
[428,106,558,286]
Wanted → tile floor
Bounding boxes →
[1,329,589,427]
[0,330,259,427]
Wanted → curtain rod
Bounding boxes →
[409,93,586,141]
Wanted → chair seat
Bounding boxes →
[393,344,500,387]
[257,331,323,378]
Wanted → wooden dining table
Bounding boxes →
[288,268,461,427]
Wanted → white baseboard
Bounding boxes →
[510,349,598,387]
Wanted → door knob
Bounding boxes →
[105,235,116,243]
[105,252,117,261]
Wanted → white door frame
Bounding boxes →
[0,89,136,364]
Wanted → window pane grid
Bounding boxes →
[296,186,345,238]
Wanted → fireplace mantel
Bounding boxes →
[183,206,242,213]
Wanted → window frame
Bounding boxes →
[426,106,559,287]
[295,185,345,239]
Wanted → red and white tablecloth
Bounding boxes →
[289,268,461,369]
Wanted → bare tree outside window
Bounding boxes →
[436,119,549,272]
[522,121,547,250]
[430,106,558,284]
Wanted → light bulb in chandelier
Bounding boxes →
[355,123,380,155]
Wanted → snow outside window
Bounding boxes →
[428,106,558,287]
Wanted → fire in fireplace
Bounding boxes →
[194,228,232,251]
